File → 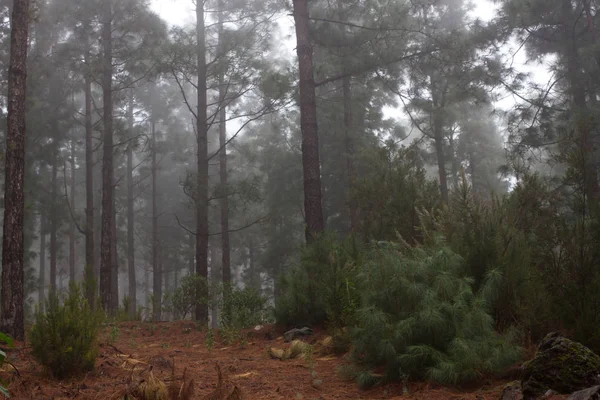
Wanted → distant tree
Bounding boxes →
[100,0,116,314]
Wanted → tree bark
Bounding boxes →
[111,194,118,311]
[50,130,58,297]
[342,74,358,233]
[0,0,29,340]
[100,0,115,315]
[210,247,218,329]
[292,0,325,242]
[188,232,194,276]
[84,20,95,306]
[69,143,76,285]
[195,0,209,324]
[127,91,136,318]
[152,115,161,321]
[38,207,46,312]
[218,0,232,317]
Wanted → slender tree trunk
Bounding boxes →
[210,248,218,329]
[433,126,449,205]
[127,92,136,318]
[38,208,46,311]
[163,254,169,320]
[342,74,358,233]
[292,0,325,242]
[111,195,118,310]
[217,0,232,319]
[50,138,58,297]
[84,22,96,306]
[100,0,115,315]
[152,116,161,321]
[0,0,29,340]
[188,232,194,276]
[195,0,209,324]
[69,143,76,285]
[449,136,459,190]
[248,240,259,291]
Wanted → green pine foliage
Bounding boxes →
[29,285,105,379]
[275,234,363,332]
[421,174,553,336]
[347,238,521,387]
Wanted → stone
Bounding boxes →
[499,381,522,400]
[521,332,600,399]
[284,327,313,342]
[567,386,600,400]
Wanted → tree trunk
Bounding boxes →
[195,0,209,324]
[100,0,115,315]
[111,194,118,311]
[248,239,259,291]
[50,135,58,297]
[210,247,218,329]
[127,92,136,318]
[342,75,358,233]
[38,208,46,311]
[152,116,161,321]
[218,0,232,318]
[188,232,194,276]
[69,143,76,285]
[292,0,325,242]
[433,125,449,205]
[84,21,95,306]
[449,136,459,190]
[0,0,29,340]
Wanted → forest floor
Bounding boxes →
[1,321,566,400]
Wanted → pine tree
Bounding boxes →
[0,0,30,340]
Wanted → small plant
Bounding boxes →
[161,342,170,349]
[184,340,192,348]
[30,284,105,379]
[109,325,121,344]
[221,325,241,345]
[0,332,14,397]
[206,328,215,351]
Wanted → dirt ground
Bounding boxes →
[0,321,562,399]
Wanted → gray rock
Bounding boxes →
[567,386,600,400]
[499,381,522,400]
[284,327,313,342]
[521,332,600,399]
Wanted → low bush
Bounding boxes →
[275,234,363,330]
[347,237,521,387]
[30,284,104,379]
[221,286,270,329]
[169,274,209,320]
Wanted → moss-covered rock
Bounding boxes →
[521,332,600,399]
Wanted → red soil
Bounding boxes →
[0,321,561,399]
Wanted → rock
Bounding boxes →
[499,381,522,400]
[521,332,600,399]
[284,327,313,342]
[568,386,600,400]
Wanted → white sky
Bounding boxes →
[150,0,551,130]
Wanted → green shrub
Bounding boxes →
[0,332,13,397]
[221,286,270,329]
[275,234,363,330]
[348,237,522,387]
[170,274,209,320]
[30,285,105,379]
